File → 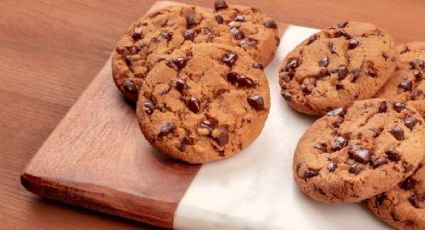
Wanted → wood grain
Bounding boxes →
[2,0,425,229]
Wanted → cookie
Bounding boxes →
[368,161,425,230]
[279,21,399,116]
[136,43,270,164]
[213,0,280,66]
[376,42,425,117]
[293,98,425,204]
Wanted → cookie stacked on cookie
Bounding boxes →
[285,21,425,229]
[112,1,278,163]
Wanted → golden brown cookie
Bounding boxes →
[279,21,399,116]
[293,99,425,204]
[136,43,270,164]
[376,42,425,117]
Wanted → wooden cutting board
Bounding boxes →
[21,1,289,229]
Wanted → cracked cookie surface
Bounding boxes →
[376,42,425,118]
[279,21,398,115]
[293,98,425,204]
[136,43,270,164]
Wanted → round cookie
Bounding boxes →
[136,43,270,164]
[213,0,280,66]
[376,42,425,117]
[279,21,399,116]
[368,161,425,230]
[293,98,425,204]
[112,5,233,102]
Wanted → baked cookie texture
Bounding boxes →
[112,2,278,102]
[279,21,399,116]
[293,98,425,204]
[368,160,425,230]
[376,42,425,118]
[136,43,270,164]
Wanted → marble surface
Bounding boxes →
[173,25,390,230]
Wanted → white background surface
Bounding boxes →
[174,25,390,230]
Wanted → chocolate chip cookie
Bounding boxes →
[136,43,270,164]
[213,0,280,66]
[376,42,425,117]
[279,21,399,116]
[368,161,425,230]
[293,98,425,204]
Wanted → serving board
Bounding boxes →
[21,1,391,229]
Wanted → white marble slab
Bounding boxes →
[173,25,391,230]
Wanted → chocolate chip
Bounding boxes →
[234,15,245,22]
[349,163,363,175]
[320,68,330,77]
[351,69,362,82]
[327,162,337,172]
[348,39,359,49]
[337,66,348,80]
[334,29,352,39]
[253,63,264,69]
[328,42,337,54]
[304,168,319,179]
[300,84,310,95]
[391,127,405,141]
[227,72,240,85]
[214,128,229,146]
[281,89,292,100]
[413,69,423,81]
[319,57,329,67]
[169,57,187,70]
[371,157,388,168]
[327,107,346,117]
[160,31,172,41]
[238,75,255,87]
[223,53,238,66]
[410,59,424,69]
[264,19,278,29]
[400,177,417,190]
[398,79,412,91]
[231,28,244,40]
[350,148,371,164]
[405,116,419,130]
[370,127,384,138]
[331,136,348,151]
[158,121,176,137]
[143,100,155,115]
[123,79,138,95]
[368,69,378,77]
[200,119,216,134]
[187,97,201,113]
[385,148,401,162]
[378,101,388,113]
[183,29,195,41]
[394,102,406,113]
[382,52,389,60]
[286,59,299,70]
[124,55,132,66]
[186,11,197,27]
[132,27,143,41]
[332,120,343,128]
[306,34,317,45]
[175,78,187,93]
[376,193,387,207]
[178,134,195,151]
[409,194,425,208]
[336,21,348,28]
[336,82,344,90]
[313,143,327,152]
[151,37,158,43]
[214,0,228,11]
[215,15,224,24]
[411,89,424,100]
[247,95,265,111]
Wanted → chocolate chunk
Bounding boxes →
[331,136,348,151]
[253,63,264,69]
[410,59,424,69]
[371,157,388,168]
[348,39,359,49]
[386,148,401,162]
[238,75,255,87]
[409,194,425,208]
[160,31,172,41]
[264,19,278,29]
[286,59,299,70]
[227,72,240,85]
[300,84,310,95]
[400,177,417,191]
[351,69,362,82]
[327,161,337,172]
[334,29,352,39]
[368,69,378,77]
[187,97,201,113]
[214,128,229,146]
[319,57,329,67]
[183,29,195,41]
[370,127,384,138]
[349,163,363,175]
[186,11,197,27]
[234,15,245,22]
[320,68,330,77]
[332,120,343,128]
[178,134,195,152]
[337,66,348,80]
[328,42,337,54]
[223,53,238,66]
[143,100,155,115]
[306,34,317,45]
[350,147,371,164]
[125,55,132,66]
[231,28,244,40]
[132,27,143,41]
[281,89,292,101]
[398,79,412,91]
[391,127,405,141]
[336,82,344,90]
[304,168,319,179]
[214,0,228,11]
[413,69,423,81]
[405,116,418,130]
[336,21,348,28]
[215,15,224,24]
[327,107,346,117]
[411,89,424,100]
[247,95,265,111]
[376,193,387,207]
[158,121,176,137]
[378,101,388,113]
[313,143,327,152]
[123,79,138,95]
[175,78,187,92]
[200,119,216,134]
[394,102,406,112]
[169,57,187,70]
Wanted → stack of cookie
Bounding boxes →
[284,22,425,229]
[111,0,279,163]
